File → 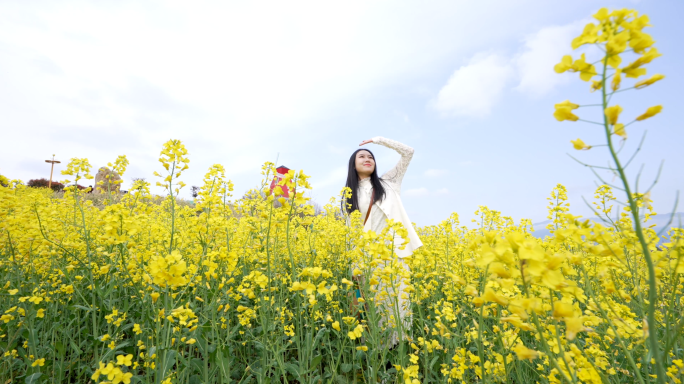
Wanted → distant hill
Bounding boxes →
[531,212,684,242]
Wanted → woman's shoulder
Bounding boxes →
[380,178,400,193]
[380,173,403,186]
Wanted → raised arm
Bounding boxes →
[370,136,414,188]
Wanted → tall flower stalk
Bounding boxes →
[554,8,666,383]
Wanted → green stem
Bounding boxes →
[168,161,176,253]
[599,54,665,383]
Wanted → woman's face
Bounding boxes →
[355,150,375,179]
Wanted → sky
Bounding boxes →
[1,0,682,228]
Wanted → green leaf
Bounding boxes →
[69,341,82,355]
[341,363,353,373]
[25,373,42,384]
[160,350,177,377]
[313,328,327,347]
[55,341,65,355]
[119,322,134,332]
[285,362,301,379]
[216,347,232,378]
[430,356,440,369]
[206,343,216,354]
[191,358,204,372]
[309,355,323,372]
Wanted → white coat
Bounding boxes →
[361,136,422,257]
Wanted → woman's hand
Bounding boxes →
[359,139,374,146]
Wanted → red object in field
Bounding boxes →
[269,166,291,198]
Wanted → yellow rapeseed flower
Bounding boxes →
[553,100,580,122]
[572,54,596,81]
[611,69,622,91]
[348,325,363,340]
[31,358,45,367]
[147,250,188,288]
[635,74,665,89]
[513,343,538,361]
[564,316,586,340]
[552,302,574,318]
[571,23,599,49]
[116,354,133,366]
[554,55,573,73]
[482,288,508,306]
[342,316,357,325]
[613,124,627,139]
[117,372,133,384]
[604,105,623,125]
[571,138,591,150]
[636,105,662,121]
[91,362,108,381]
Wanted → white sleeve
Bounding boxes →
[371,136,414,190]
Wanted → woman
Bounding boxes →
[343,136,422,347]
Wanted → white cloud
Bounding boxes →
[432,53,514,117]
[424,169,448,178]
[432,18,591,117]
[0,1,550,198]
[404,187,430,197]
[435,188,449,195]
[514,20,587,96]
[0,1,608,209]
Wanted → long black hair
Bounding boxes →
[342,148,386,214]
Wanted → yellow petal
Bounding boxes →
[593,8,610,21]
[611,69,622,91]
[553,101,580,122]
[614,124,627,139]
[604,105,623,125]
[513,343,538,361]
[571,139,591,150]
[635,74,665,89]
[552,302,574,318]
[636,105,662,121]
[554,100,579,110]
[623,67,647,79]
[564,316,586,340]
[554,55,573,73]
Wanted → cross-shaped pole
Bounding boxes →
[45,154,61,189]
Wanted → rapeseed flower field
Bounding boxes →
[1,8,681,384]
